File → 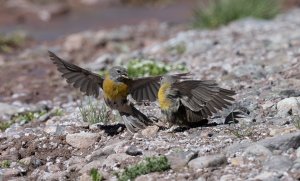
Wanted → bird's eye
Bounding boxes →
[117,70,121,73]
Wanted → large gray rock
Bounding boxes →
[224,140,253,156]
[258,131,300,151]
[79,173,92,181]
[86,140,128,161]
[125,145,142,156]
[102,153,132,168]
[220,174,237,181]
[263,155,293,172]
[79,160,103,174]
[188,154,227,169]
[36,171,67,181]
[66,132,100,149]
[166,150,198,170]
[0,103,20,117]
[135,174,157,181]
[277,97,300,117]
[225,132,300,156]
[252,171,280,181]
[297,146,300,158]
[242,144,272,160]
[141,125,159,138]
[2,168,22,180]
[232,64,265,79]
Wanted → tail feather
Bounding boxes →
[120,105,152,133]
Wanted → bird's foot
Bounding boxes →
[165,125,188,133]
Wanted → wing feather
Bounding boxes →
[49,51,103,97]
[173,80,235,118]
[128,76,161,102]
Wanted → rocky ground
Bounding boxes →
[0,8,300,181]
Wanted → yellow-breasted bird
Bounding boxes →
[157,74,235,127]
[48,51,162,133]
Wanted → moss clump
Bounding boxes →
[116,156,170,181]
[193,0,281,29]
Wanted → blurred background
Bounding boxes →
[0,0,198,41]
[1,0,299,42]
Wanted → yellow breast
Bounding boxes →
[103,75,129,100]
[158,83,172,110]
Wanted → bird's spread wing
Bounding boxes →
[48,51,103,97]
[173,80,235,118]
[128,72,191,102]
[128,76,161,102]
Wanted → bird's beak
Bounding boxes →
[121,74,128,79]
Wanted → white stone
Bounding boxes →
[188,154,227,169]
[66,132,100,149]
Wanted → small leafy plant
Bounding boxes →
[79,99,111,125]
[13,110,47,123]
[116,156,170,181]
[0,121,13,132]
[193,0,281,29]
[292,115,300,130]
[90,168,103,181]
[0,160,11,168]
[0,110,47,132]
[53,108,64,116]
[227,123,254,138]
[127,59,186,78]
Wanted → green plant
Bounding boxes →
[13,110,47,123]
[0,110,47,132]
[126,59,186,78]
[292,115,300,129]
[0,160,11,168]
[79,99,111,124]
[90,168,103,181]
[193,0,281,29]
[0,32,27,53]
[116,156,170,181]
[227,123,254,138]
[53,108,64,116]
[0,121,13,132]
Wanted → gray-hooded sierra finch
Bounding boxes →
[157,74,235,127]
[48,51,161,133]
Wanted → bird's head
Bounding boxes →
[108,66,129,82]
[160,75,177,85]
